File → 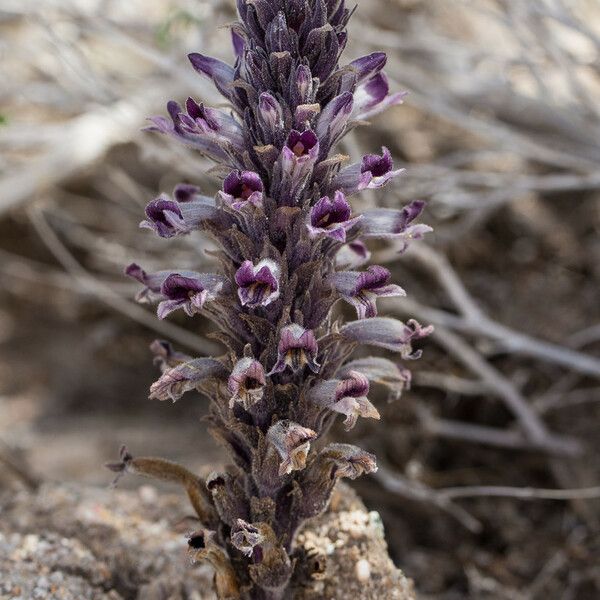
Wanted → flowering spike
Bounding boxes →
[122,2,433,596]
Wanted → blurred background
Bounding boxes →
[1,0,599,597]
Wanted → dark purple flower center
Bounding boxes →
[317,205,350,227]
[239,184,254,200]
[246,282,272,303]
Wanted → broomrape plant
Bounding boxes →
[107,1,432,598]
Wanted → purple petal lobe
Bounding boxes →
[361,201,432,251]
[309,371,379,430]
[339,357,412,401]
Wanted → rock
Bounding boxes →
[0,483,415,599]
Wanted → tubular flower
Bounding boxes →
[267,420,317,477]
[306,191,361,242]
[220,170,264,210]
[114,1,433,598]
[235,259,281,308]
[125,264,225,317]
[308,370,380,430]
[268,324,320,375]
[228,357,266,410]
[139,192,218,238]
[330,265,406,319]
[333,147,405,196]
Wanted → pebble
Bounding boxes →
[355,558,371,582]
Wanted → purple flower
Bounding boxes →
[150,339,193,370]
[333,147,405,196]
[219,170,264,210]
[353,72,407,121]
[308,371,379,430]
[235,259,280,307]
[339,357,412,401]
[125,264,225,318]
[266,420,317,476]
[125,263,161,301]
[268,324,320,375]
[146,101,230,162]
[306,191,361,242]
[341,317,434,359]
[188,53,235,100]
[274,129,321,202]
[228,357,266,410]
[140,191,218,238]
[230,519,291,587]
[285,129,319,159]
[280,129,320,182]
[177,97,244,150]
[330,265,406,319]
[149,357,227,402]
[361,200,433,251]
[157,273,224,320]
